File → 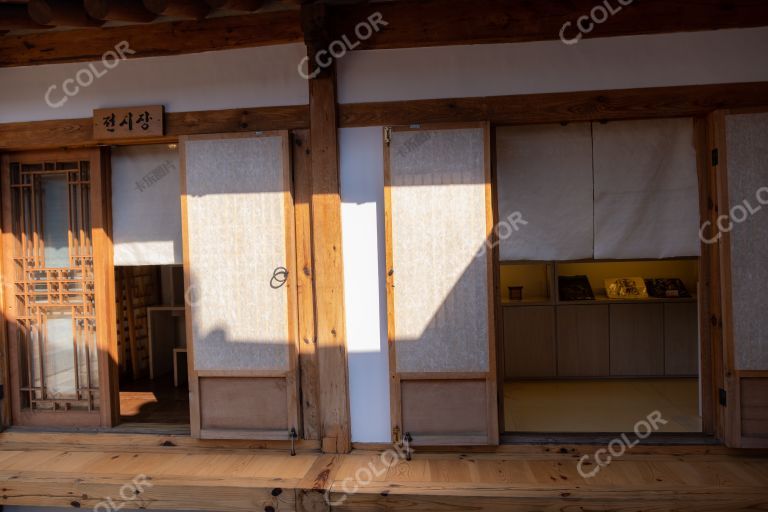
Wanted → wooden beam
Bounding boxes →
[91,146,120,427]
[27,0,104,27]
[7,0,768,67]
[0,9,302,67]
[304,3,351,454]
[291,128,321,441]
[3,82,768,153]
[338,82,768,127]
[0,4,52,31]
[142,0,210,19]
[0,104,309,151]
[84,0,158,22]
[331,0,768,50]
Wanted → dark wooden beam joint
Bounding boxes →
[300,3,333,81]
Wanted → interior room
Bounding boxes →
[496,119,703,434]
[115,265,188,427]
[110,144,188,428]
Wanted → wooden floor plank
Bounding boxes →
[0,432,767,511]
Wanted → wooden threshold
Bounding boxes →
[1,431,767,511]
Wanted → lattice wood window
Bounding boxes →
[9,159,99,412]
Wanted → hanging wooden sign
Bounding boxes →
[93,105,164,140]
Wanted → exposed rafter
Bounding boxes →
[0,4,52,31]
[142,0,211,19]
[331,0,768,49]
[204,0,265,11]
[83,0,158,22]
[27,0,104,27]
[0,9,303,67]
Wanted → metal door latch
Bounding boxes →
[289,427,298,456]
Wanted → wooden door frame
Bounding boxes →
[707,107,768,448]
[384,121,499,446]
[493,116,720,440]
[179,130,301,440]
[0,148,118,428]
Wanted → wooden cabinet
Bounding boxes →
[503,306,556,378]
[609,304,665,376]
[557,305,610,377]
[502,300,698,380]
[664,302,699,376]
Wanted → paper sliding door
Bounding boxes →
[180,132,299,440]
[384,123,498,446]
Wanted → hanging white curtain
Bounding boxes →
[111,144,182,266]
[496,123,594,261]
[592,118,700,259]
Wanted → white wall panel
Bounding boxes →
[337,27,768,104]
[340,127,391,442]
[0,44,308,123]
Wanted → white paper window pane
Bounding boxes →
[44,311,76,398]
[112,144,182,266]
[496,123,594,261]
[41,174,70,267]
[183,135,290,372]
[593,118,700,260]
[389,128,489,373]
[725,112,768,370]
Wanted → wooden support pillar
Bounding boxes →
[303,3,351,454]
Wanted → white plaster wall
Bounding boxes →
[337,27,768,103]
[0,43,308,123]
[339,126,391,443]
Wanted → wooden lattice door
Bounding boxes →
[1,150,113,427]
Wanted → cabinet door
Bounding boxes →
[610,304,664,376]
[664,302,699,376]
[557,305,610,377]
[503,306,556,378]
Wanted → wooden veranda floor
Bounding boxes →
[0,431,766,511]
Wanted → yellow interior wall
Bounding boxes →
[500,263,551,301]
[500,259,699,300]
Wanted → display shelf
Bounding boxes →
[556,258,698,301]
[499,261,554,306]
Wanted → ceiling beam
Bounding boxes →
[142,0,211,20]
[0,9,303,67]
[27,0,104,27]
[330,0,768,50]
[84,0,158,23]
[4,0,768,67]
